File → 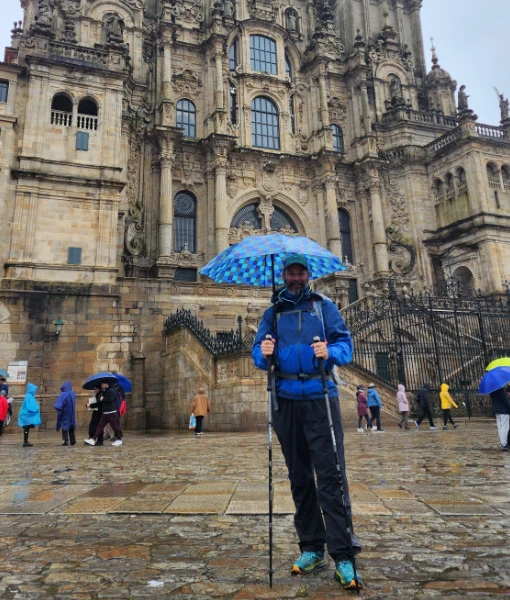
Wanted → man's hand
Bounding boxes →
[261,338,276,358]
[311,340,329,360]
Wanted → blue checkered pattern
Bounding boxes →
[200,233,346,287]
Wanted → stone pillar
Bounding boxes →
[215,159,229,254]
[128,350,149,431]
[318,70,330,129]
[367,172,389,275]
[324,177,342,257]
[159,154,174,258]
[214,50,224,110]
[408,0,426,78]
[162,40,172,100]
[359,82,372,135]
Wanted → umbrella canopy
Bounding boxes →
[113,374,132,393]
[479,366,510,395]
[486,357,510,371]
[200,233,345,288]
[82,372,118,391]
[0,368,8,378]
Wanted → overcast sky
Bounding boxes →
[1,0,509,125]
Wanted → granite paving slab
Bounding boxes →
[30,485,96,502]
[428,502,503,516]
[164,494,233,514]
[351,503,392,516]
[381,499,435,515]
[111,499,173,513]
[373,489,414,499]
[79,482,146,498]
[57,498,126,514]
[0,500,67,514]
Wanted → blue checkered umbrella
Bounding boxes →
[200,233,345,288]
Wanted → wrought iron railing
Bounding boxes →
[342,279,510,417]
[163,309,254,357]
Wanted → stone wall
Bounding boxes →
[162,327,267,432]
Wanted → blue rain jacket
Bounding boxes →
[54,380,76,432]
[252,286,352,400]
[367,388,382,408]
[18,383,41,427]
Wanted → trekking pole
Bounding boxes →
[313,336,360,595]
[265,334,276,587]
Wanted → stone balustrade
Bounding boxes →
[50,109,72,127]
[77,114,99,131]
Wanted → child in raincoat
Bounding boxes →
[54,380,77,446]
[18,383,41,447]
[439,383,459,431]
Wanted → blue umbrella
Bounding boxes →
[0,368,7,378]
[82,372,118,391]
[479,366,510,395]
[113,374,132,393]
[200,233,345,290]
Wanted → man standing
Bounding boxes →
[414,383,438,430]
[252,254,363,590]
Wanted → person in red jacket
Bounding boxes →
[356,386,369,432]
[0,390,8,436]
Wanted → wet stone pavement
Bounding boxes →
[0,422,510,599]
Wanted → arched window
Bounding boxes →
[51,93,73,126]
[453,266,474,291]
[433,178,444,202]
[176,99,196,138]
[445,172,455,199]
[251,96,280,150]
[487,163,501,189]
[270,206,297,231]
[231,203,262,229]
[174,191,197,253]
[77,97,98,130]
[502,165,510,191]
[285,53,292,79]
[331,124,344,153]
[250,35,277,74]
[229,40,237,72]
[456,167,467,194]
[338,208,354,264]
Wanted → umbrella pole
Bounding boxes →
[266,336,276,588]
[314,336,360,595]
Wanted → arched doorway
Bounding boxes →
[229,199,298,244]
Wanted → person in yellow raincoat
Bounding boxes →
[439,383,459,431]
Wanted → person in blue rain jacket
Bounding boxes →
[54,380,77,446]
[18,382,41,447]
[366,383,384,432]
[252,254,363,590]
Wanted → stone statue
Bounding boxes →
[390,78,402,101]
[287,10,297,33]
[224,0,235,19]
[36,0,52,27]
[458,85,469,111]
[499,93,509,121]
[106,14,124,43]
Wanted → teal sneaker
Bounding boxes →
[291,551,326,575]
[334,560,363,589]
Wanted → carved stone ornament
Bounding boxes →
[173,0,204,23]
[248,0,278,23]
[172,69,202,93]
[259,161,279,193]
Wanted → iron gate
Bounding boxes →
[342,279,510,417]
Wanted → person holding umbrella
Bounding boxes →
[252,254,363,590]
[83,375,123,446]
[480,365,510,450]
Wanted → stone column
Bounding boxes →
[159,154,174,258]
[214,49,224,110]
[359,82,372,135]
[324,177,342,257]
[367,172,389,275]
[162,40,172,101]
[318,69,330,129]
[408,0,426,78]
[215,159,229,254]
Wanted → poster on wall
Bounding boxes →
[7,361,28,384]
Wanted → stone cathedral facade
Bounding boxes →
[0,0,509,430]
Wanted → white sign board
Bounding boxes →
[7,361,28,384]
